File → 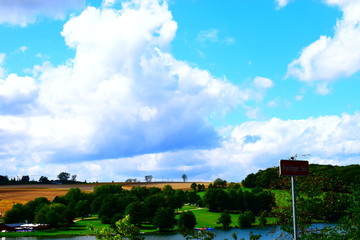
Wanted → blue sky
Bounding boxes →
[0,0,359,182]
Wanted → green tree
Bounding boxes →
[91,215,144,240]
[21,175,30,183]
[182,174,188,182]
[213,178,227,188]
[191,182,197,191]
[125,202,145,227]
[203,188,229,212]
[75,200,90,219]
[23,197,50,222]
[39,176,50,183]
[152,207,176,231]
[143,194,166,220]
[35,203,71,227]
[178,211,197,231]
[217,211,232,229]
[4,203,24,223]
[144,175,153,182]
[57,172,70,181]
[238,210,255,228]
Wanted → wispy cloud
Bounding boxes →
[275,0,291,9]
[197,28,235,46]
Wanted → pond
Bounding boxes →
[0,223,335,240]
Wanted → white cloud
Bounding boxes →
[197,29,235,46]
[275,0,290,9]
[0,53,5,78]
[1,0,358,183]
[19,46,28,53]
[0,0,85,27]
[0,0,242,169]
[0,74,38,103]
[287,0,360,84]
[254,76,274,89]
[197,29,219,43]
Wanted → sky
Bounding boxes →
[0,0,359,182]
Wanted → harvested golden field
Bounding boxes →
[0,182,209,215]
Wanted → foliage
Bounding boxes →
[35,203,73,227]
[144,175,153,182]
[217,211,232,229]
[203,188,229,212]
[91,215,144,240]
[203,187,275,214]
[182,174,188,182]
[238,210,255,228]
[242,164,360,191]
[152,207,176,231]
[39,176,50,183]
[178,211,197,231]
[4,203,24,223]
[213,178,227,188]
[57,172,70,181]
[125,201,145,227]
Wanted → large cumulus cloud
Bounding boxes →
[287,0,360,94]
[0,0,242,168]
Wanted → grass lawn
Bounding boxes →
[0,217,107,237]
[178,205,277,229]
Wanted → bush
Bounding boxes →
[238,210,255,228]
[178,211,197,231]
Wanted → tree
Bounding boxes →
[4,204,25,223]
[217,211,232,229]
[152,207,176,231]
[57,172,70,181]
[191,182,197,191]
[71,174,77,182]
[203,188,230,212]
[125,202,145,227]
[0,175,9,184]
[178,211,197,232]
[213,178,227,188]
[182,174,188,182]
[39,176,50,183]
[197,184,205,191]
[35,203,71,227]
[75,200,90,219]
[91,215,144,240]
[144,175,153,182]
[23,197,50,222]
[238,210,255,228]
[21,175,30,183]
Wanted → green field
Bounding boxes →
[0,217,107,237]
[0,187,289,237]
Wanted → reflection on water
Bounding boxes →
[0,223,336,240]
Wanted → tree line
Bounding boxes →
[2,178,274,231]
[0,172,80,185]
[241,164,360,192]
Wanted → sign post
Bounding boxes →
[280,159,309,240]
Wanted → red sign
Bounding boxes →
[280,160,309,176]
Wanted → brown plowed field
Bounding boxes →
[0,182,209,215]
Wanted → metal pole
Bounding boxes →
[291,175,298,240]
